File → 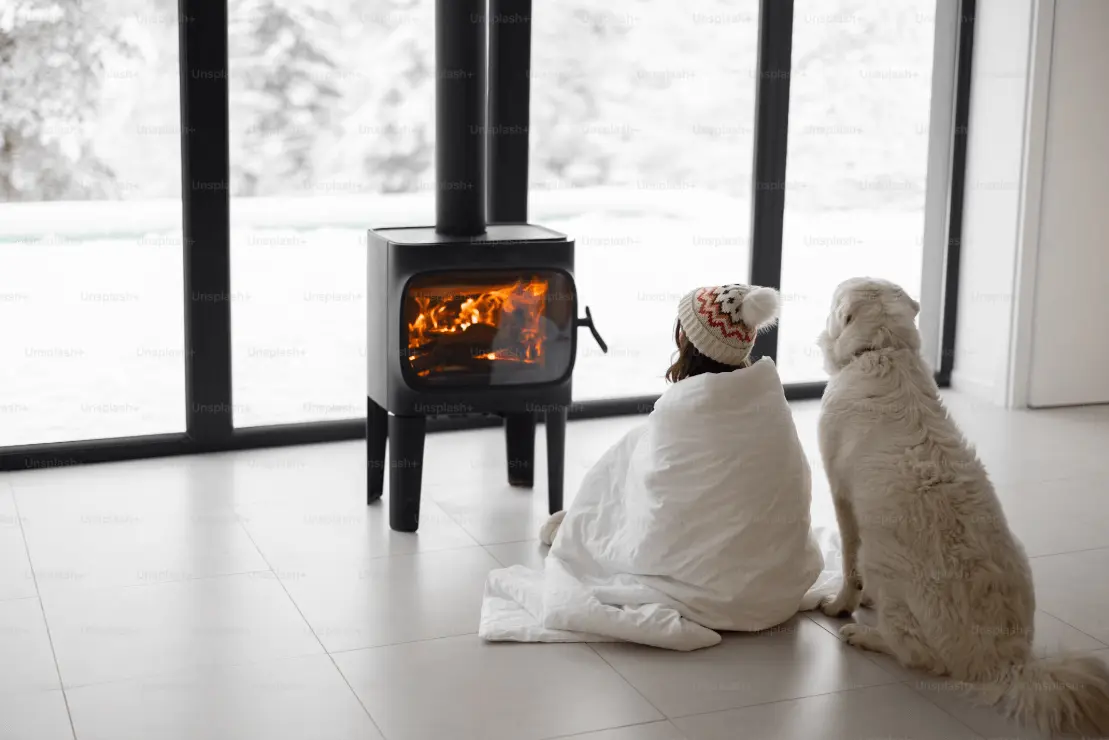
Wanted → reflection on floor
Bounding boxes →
[2,392,1108,739]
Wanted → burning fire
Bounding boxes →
[407,277,549,375]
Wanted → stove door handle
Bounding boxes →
[576,306,608,354]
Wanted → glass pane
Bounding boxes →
[0,0,185,446]
[404,271,574,388]
[778,0,937,382]
[228,0,434,427]
[529,3,760,400]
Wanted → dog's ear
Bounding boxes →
[893,288,920,317]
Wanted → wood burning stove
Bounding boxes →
[366,0,606,532]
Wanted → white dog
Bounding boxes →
[817,277,1109,737]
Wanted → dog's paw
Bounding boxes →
[820,593,856,618]
[538,510,566,546]
[838,623,863,643]
[838,623,887,653]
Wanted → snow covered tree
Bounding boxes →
[0,0,134,201]
[320,0,435,195]
[229,0,342,197]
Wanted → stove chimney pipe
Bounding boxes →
[435,0,487,237]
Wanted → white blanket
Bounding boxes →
[479,358,843,651]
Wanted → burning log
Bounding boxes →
[409,322,500,376]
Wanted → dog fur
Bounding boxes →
[539,509,566,546]
[817,277,1109,737]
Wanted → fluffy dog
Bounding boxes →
[817,277,1109,737]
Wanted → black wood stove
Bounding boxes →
[366,0,606,532]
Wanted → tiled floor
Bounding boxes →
[2,392,1109,739]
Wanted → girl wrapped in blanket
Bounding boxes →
[480,283,834,650]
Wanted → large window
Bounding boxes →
[0,0,185,447]
[0,0,970,467]
[778,0,939,382]
[227,0,434,428]
[529,3,759,400]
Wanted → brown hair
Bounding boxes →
[665,320,750,383]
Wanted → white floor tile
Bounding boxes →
[420,418,635,545]
[0,488,36,601]
[282,547,501,652]
[591,617,897,718]
[672,683,980,740]
[0,690,73,740]
[1031,609,1109,655]
[0,598,60,695]
[334,635,662,740]
[66,654,382,740]
[1031,548,1109,644]
[964,410,1109,487]
[432,487,556,545]
[222,442,367,505]
[484,539,550,570]
[240,495,477,571]
[14,466,267,594]
[43,573,321,688]
[1000,475,1109,557]
[419,417,635,497]
[547,721,686,740]
[6,455,232,504]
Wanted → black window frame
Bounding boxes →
[0,0,974,471]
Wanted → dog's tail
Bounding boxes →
[968,654,1109,736]
[538,510,566,546]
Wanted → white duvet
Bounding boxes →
[479,358,843,651]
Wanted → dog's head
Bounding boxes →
[818,277,921,374]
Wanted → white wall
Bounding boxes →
[951,0,1034,405]
[1025,0,1109,406]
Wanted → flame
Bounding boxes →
[407,277,549,371]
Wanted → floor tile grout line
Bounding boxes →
[485,537,543,547]
[661,681,929,722]
[233,521,389,740]
[54,648,327,694]
[38,568,278,598]
[480,541,544,567]
[480,544,507,567]
[584,644,670,722]
[1035,610,1109,650]
[1027,547,1109,648]
[1028,543,1109,560]
[896,677,991,739]
[9,490,78,740]
[428,496,504,547]
[325,628,485,657]
[540,718,683,740]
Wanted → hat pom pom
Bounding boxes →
[740,287,780,331]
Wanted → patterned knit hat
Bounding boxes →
[676,284,781,366]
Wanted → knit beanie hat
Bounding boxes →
[676,284,781,366]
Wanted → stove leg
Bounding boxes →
[367,397,388,505]
[545,407,567,514]
[389,414,426,532]
[504,412,536,488]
